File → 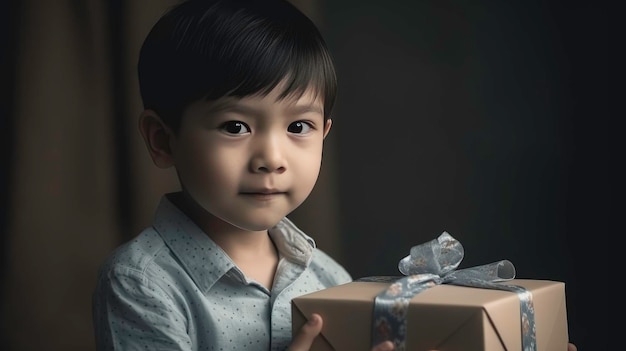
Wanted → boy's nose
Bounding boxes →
[249,137,286,174]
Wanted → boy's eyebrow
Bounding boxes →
[204,99,324,116]
[286,104,324,115]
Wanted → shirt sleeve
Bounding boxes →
[92,266,193,351]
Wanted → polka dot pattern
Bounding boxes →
[93,194,352,351]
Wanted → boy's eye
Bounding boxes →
[287,121,312,134]
[220,121,250,135]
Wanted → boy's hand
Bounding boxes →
[288,313,323,351]
[372,341,395,351]
[288,314,395,351]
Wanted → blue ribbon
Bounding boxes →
[359,232,537,351]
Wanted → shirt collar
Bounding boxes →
[269,216,316,265]
[152,193,316,293]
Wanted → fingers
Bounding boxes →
[567,343,577,351]
[288,313,323,351]
[372,340,395,351]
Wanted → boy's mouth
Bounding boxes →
[239,190,287,202]
[240,188,286,195]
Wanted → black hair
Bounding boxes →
[138,0,337,132]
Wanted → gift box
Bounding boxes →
[292,232,569,351]
[292,278,568,351]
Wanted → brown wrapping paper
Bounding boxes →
[292,279,568,351]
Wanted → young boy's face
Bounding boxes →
[169,81,332,232]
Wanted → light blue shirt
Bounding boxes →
[92,193,352,351]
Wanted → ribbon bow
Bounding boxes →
[362,232,537,351]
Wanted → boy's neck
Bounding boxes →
[169,191,273,248]
[169,191,279,289]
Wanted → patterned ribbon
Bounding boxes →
[359,232,536,351]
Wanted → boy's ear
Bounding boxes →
[323,118,333,139]
[138,109,176,168]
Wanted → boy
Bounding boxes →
[92,0,576,350]
[92,0,393,350]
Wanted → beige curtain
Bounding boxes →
[3,1,339,350]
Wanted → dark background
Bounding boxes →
[1,0,609,350]
[321,1,609,350]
